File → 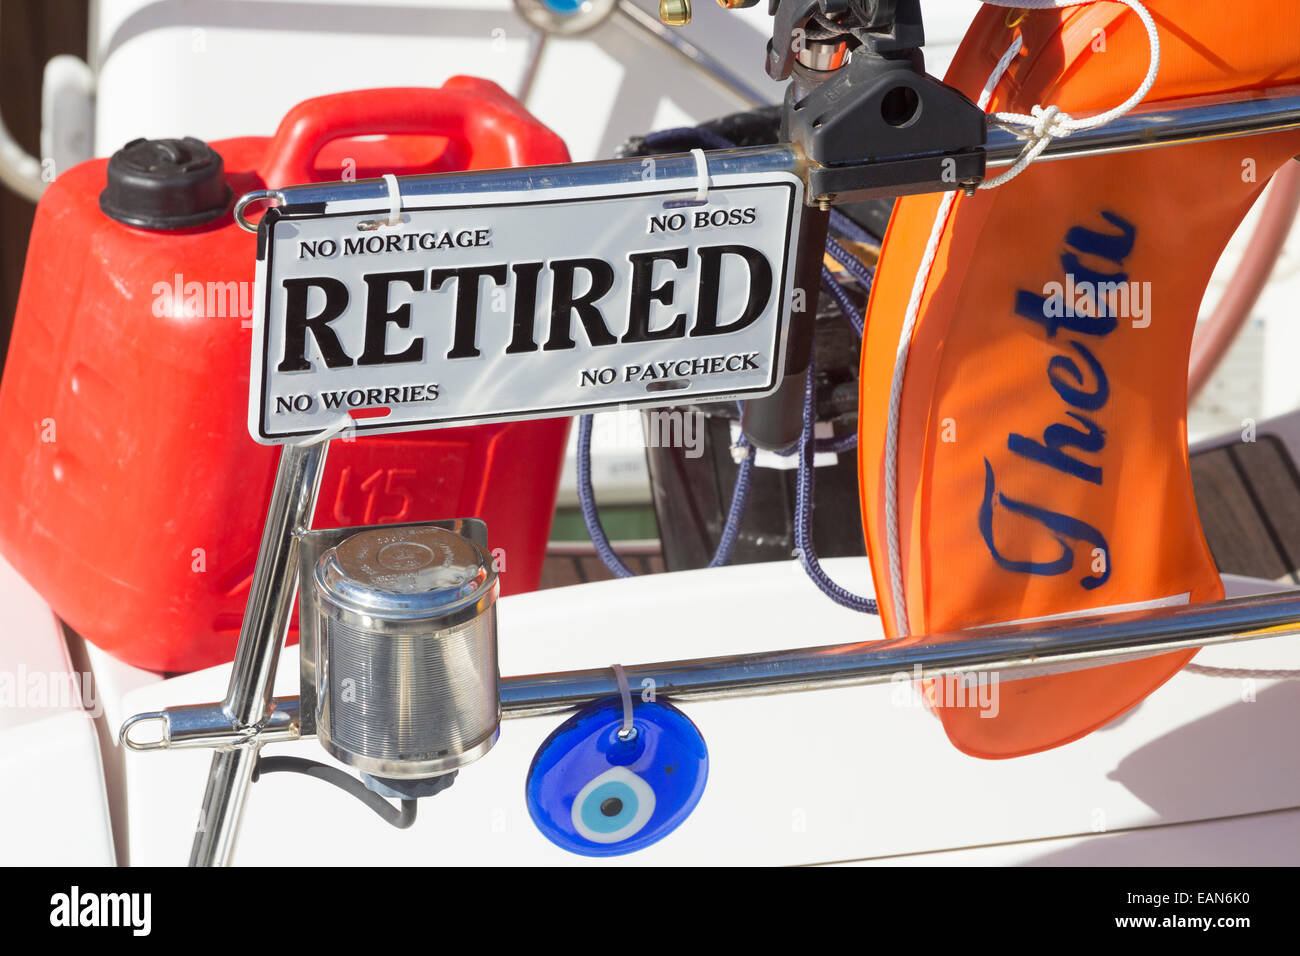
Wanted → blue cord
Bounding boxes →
[640,127,740,152]
[577,413,755,577]
[575,265,874,607]
[792,353,879,613]
[576,414,635,578]
[828,209,877,246]
[709,424,756,569]
[816,428,859,455]
[826,238,876,300]
[821,266,865,338]
[576,127,876,607]
[810,262,869,453]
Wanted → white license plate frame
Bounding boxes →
[249,168,804,444]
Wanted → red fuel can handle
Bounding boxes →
[261,79,567,186]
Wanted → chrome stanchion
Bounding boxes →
[188,438,329,867]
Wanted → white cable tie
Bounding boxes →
[382,172,403,226]
[292,415,353,447]
[690,147,710,203]
[611,663,635,738]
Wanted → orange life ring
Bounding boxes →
[858,1,1300,757]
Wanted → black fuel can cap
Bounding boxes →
[99,136,233,230]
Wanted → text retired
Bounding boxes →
[274,243,774,373]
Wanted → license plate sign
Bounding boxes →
[250,174,801,443]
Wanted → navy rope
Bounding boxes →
[826,237,876,300]
[710,423,756,568]
[576,127,877,611]
[813,254,872,453]
[577,413,755,577]
[639,127,739,152]
[821,266,865,339]
[792,352,879,613]
[576,414,634,578]
[828,209,876,246]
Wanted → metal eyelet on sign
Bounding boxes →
[234,189,285,233]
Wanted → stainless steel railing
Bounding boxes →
[123,586,1300,748]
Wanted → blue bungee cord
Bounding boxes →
[637,126,741,153]
[820,267,865,340]
[576,222,877,610]
[577,412,755,578]
[792,349,879,613]
[577,127,878,610]
[828,208,876,245]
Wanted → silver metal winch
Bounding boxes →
[299,519,500,790]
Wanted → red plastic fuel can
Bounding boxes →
[0,79,572,673]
